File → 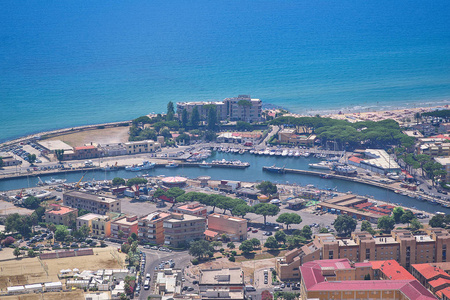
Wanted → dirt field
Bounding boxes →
[0,200,34,216]
[0,247,126,292]
[1,290,84,300]
[47,126,130,147]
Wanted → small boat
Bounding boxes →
[102,164,118,171]
[45,178,67,185]
[294,151,301,157]
[303,152,310,157]
[125,165,142,172]
[165,161,179,168]
[320,174,333,179]
[141,161,156,170]
[264,165,285,174]
[281,150,288,156]
[199,161,212,168]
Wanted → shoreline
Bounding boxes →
[1,102,448,146]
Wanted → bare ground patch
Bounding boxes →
[46,126,130,147]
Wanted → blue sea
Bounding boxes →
[1,1,449,142]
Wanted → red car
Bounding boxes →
[252,229,258,233]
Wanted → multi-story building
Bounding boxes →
[76,213,111,238]
[199,268,244,300]
[138,211,171,245]
[63,191,121,215]
[435,157,450,183]
[176,95,262,123]
[278,129,316,146]
[276,228,450,281]
[417,138,450,156]
[412,263,450,296]
[110,215,138,241]
[174,202,207,218]
[44,204,78,227]
[155,269,182,295]
[207,213,247,241]
[124,140,161,154]
[163,213,206,247]
[299,259,435,300]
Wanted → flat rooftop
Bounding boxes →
[65,191,117,203]
[209,213,246,223]
[77,213,108,221]
[338,239,357,246]
[165,213,205,223]
[176,202,206,212]
[38,140,73,151]
[113,216,138,226]
[374,237,397,245]
[415,235,434,242]
[199,268,243,285]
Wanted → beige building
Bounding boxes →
[435,156,450,183]
[278,129,316,146]
[76,213,111,238]
[124,140,161,154]
[417,138,450,156]
[111,215,138,241]
[177,95,262,123]
[63,191,121,215]
[199,268,245,300]
[138,211,172,245]
[276,228,450,281]
[155,269,182,295]
[174,202,207,217]
[207,213,247,241]
[44,204,78,227]
[163,213,206,247]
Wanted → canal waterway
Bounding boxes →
[1,152,449,214]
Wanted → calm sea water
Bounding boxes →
[1,1,449,142]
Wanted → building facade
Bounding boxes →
[63,191,121,215]
[199,268,245,300]
[110,215,138,241]
[138,211,171,245]
[76,213,111,238]
[44,204,78,227]
[124,140,161,154]
[207,213,247,241]
[276,228,450,281]
[163,213,206,247]
[176,95,262,123]
[174,202,207,217]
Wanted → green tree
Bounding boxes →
[264,236,279,249]
[126,177,148,186]
[55,149,65,162]
[364,274,371,280]
[55,225,69,241]
[27,153,36,164]
[227,242,235,249]
[5,213,32,237]
[319,227,329,233]
[22,196,40,209]
[275,230,286,244]
[377,216,396,233]
[392,207,405,223]
[176,133,191,144]
[130,232,138,241]
[253,203,280,225]
[190,106,200,129]
[204,130,217,142]
[236,121,253,131]
[276,213,302,230]
[166,101,175,121]
[28,249,36,257]
[207,105,218,131]
[333,215,357,236]
[361,220,375,235]
[232,204,252,218]
[301,225,312,239]
[400,210,415,225]
[250,238,261,248]
[256,181,278,195]
[410,218,423,231]
[286,235,306,249]
[112,177,126,186]
[13,247,21,258]
[429,215,446,228]
[181,109,189,128]
[239,240,254,254]
[189,240,214,259]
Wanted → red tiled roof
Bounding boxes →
[47,205,76,215]
[370,260,415,280]
[412,264,450,280]
[432,134,450,140]
[429,277,450,288]
[204,230,218,238]
[437,287,450,299]
[348,156,364,164]
[75,146,96,150]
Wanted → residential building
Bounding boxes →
[278,129,316,146]
[174,202,207,217]
[63,191,121,215]
[207,213,247,241]
[176,95,262,123]
[138,211,171,245]
[199,268,245,300]
[412,263,450,296]
[299,259,435,300]
[44,204,78,227]
[76,213,111,238]
[417,138,450,156]
[434,157,450,183]
[216,132,262,144]
[163,213,206,247]
[155,269,182,295]
[110,215,138,241]
[370,260,415,281]
[276,228,450,281]
[124,140,161,154]
[0,153,21,167]
[99,143,127,157]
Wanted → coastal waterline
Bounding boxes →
[1,152,448,214]
[1,1,450,142]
